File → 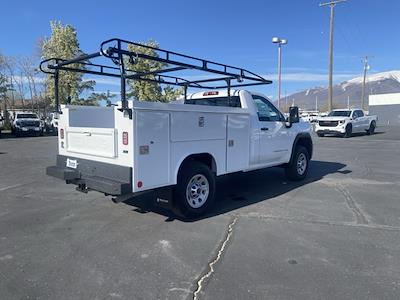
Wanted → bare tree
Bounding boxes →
[19,56,42,114]
[14,68,26,110]
[3,56,17,114]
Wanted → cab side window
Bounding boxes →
[357,110,364,117]
[252,95,283,122]
[352,111,358,119]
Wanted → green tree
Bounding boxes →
[126,40,182,102]
[41,21,94,106]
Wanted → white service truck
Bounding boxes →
[47,91,312,217]
[315,109,377,138]
[42,38,313,217]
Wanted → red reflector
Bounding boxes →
[203,91,219,96]
[137,181,143,188]
[122,132,128,145]
[60,129,64,139]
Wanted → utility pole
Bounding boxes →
[320,0,346,112]
[272,37,288,110]
[361,56,371,111]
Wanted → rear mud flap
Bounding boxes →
[154,186,174,210]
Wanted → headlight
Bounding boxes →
[339,120,345,124]
[16,121,21,126]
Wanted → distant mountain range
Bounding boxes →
[284,70,400,110]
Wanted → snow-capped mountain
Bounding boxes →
[285,70,400,110]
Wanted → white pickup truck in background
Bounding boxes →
[47,90,313,217]
[315,109,377,138]
[11,112,44,137]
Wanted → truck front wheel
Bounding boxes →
[174,161,215,218]
[343,124,352,138]
[366,121,376,135]
[285,146,310,181]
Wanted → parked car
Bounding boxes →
[300,111,319,123]
[0,115,4,137]
[315,109,377,137]
[44,112,58,134]
[11,113,44,137]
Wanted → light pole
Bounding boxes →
[272,37,287,110]
[319,0,346,111]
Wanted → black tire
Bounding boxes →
[285,146,310,181]
[173,161,215,218]
[343,124,352,138]
[366,121,376,135]
[317,132,324,137]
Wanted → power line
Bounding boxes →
[319,0,347,112]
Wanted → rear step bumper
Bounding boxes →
[46,155,132,196]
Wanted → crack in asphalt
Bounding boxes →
[192,216,239,300]
[335,184,369,225]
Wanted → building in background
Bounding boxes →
[369,93,400,126]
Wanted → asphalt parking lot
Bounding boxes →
[1,127,400,300]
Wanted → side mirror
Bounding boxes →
[286,106,299,127]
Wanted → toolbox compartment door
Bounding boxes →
[65,127,118,158]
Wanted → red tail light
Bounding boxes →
[122,132,128,145]
[60,128,64,139]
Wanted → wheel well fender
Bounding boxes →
[290,133,313,162]
[175,153,217,182]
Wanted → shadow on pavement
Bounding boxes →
[0,132,57,139]
[318,130,385,138]
[123,160,349,222]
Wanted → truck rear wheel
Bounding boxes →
[174,161,215,218]
[285,146,310,181]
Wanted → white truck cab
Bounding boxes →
[315,109,377,138]
[42,38,313,218]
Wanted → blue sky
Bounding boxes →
[1,0,399,99]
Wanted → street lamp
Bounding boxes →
[272,37,288,110]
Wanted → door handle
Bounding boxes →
[261,127,269,131]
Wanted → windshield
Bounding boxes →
[17,114,38,119]
[328,111,351,117]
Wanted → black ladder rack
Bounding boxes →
[40,37,272,113]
